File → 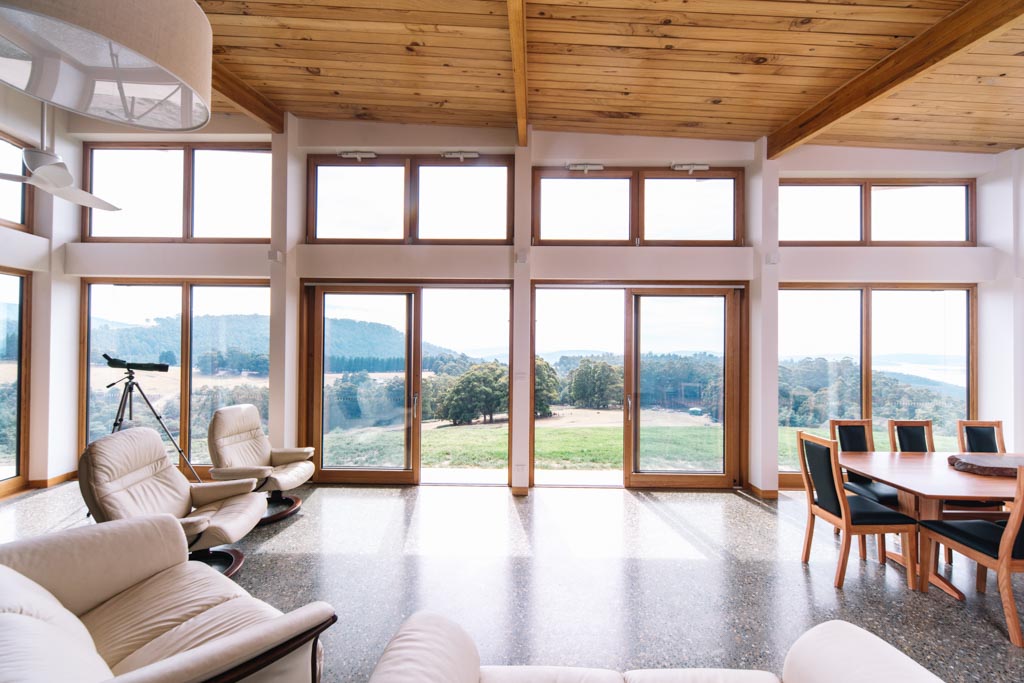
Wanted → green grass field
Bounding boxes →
[323,424,724,470]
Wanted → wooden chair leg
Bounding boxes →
[945,545,953,566]
[877,533,886,565]
[919,534,935,593]
[977,564,987,594]
[835,530,852,588]
[858,534,867,561]
[997,566,1024,648]
[902,530,918,591]
[801,511,816,563]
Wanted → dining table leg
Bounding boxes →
[884,493,966,600]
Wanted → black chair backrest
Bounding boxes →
[896,425,929,452]
[835,424,871,484]
[803,439,842,518]
[964,426,1000,453]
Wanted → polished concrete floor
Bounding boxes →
[3,482,1024,682]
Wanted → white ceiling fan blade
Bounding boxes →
[29,160,74,188]
[50,185,120,211]
[0,172,29,183]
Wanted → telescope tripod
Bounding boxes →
[109,368,202,483]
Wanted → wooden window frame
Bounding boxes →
[639,168,745,246]
[82,142,272,243]
[532,167,745,246]
[529,281,748,490]
[0,130,33,233]
[0,266,30,497]
[777,283,977,489]
[779,178,976,246]
[78,278,270,480]
[299,279,514,486]
[307,154,514,245]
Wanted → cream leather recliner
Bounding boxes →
[208,404,315,525]
[79,427,267,576]
[0,514,336,683]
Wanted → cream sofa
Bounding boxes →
[369,611,945,683]
[0,515,336,683]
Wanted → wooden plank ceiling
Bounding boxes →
[199,0,1024,155]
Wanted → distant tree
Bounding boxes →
[421,374,454,421]
[534,356,560,418]
[441,362,508,425]
[159,350,178,366]
[567,358,622,409]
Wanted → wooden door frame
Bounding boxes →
[310,285,419,485]
[625,287,742,489]
[305,281,514,485]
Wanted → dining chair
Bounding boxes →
[957,419,1007,454]
[797,431,918,589]
[830,419,897,563]
[888,419,935,452]
[919,465,1024,647]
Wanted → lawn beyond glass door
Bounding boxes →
[634,295,726,475]
[321,293,411,471]
[420,289,510,484]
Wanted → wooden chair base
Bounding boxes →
[189,547,245,578]
[258,491,303,526]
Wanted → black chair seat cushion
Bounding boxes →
[920,520,1024,560]
[813,495,915,526]
[844,480,899,507]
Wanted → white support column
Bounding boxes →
[509,140,532,493]
[746,138,780,495]
[28,110,82,482]
[268,113,303,448]
[977,150,1020,446]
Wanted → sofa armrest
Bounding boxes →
[209,466,273,481]
[270,447,315,467]
[189,479,257,507]
[0,515,188,616]
[783,621,945,683]
[110,602,337,683]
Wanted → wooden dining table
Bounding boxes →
[838,451,1018,600]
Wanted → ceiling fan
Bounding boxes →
[0,103,119,211]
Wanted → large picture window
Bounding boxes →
[308,154,513,243]
[83,281,270,467]
[84,144,271,241]
[0,269,27,495]
[533,167,743,245]
[779,179,974,245]
[777,285,974,481]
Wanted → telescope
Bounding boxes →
[103,353,169,373]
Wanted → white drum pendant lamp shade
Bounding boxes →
[0,0,212,130]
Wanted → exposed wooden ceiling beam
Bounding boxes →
[211,58,285,133]
[767,0,1024,159]
[506,0,529,146]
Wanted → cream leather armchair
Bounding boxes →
[79,427,267,576]
[0,515,336,683]
[208,404,315,525]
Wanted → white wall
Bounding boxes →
[4,110,1023,488]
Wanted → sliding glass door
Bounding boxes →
[310,285,510,484]
[626,289,740,488]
